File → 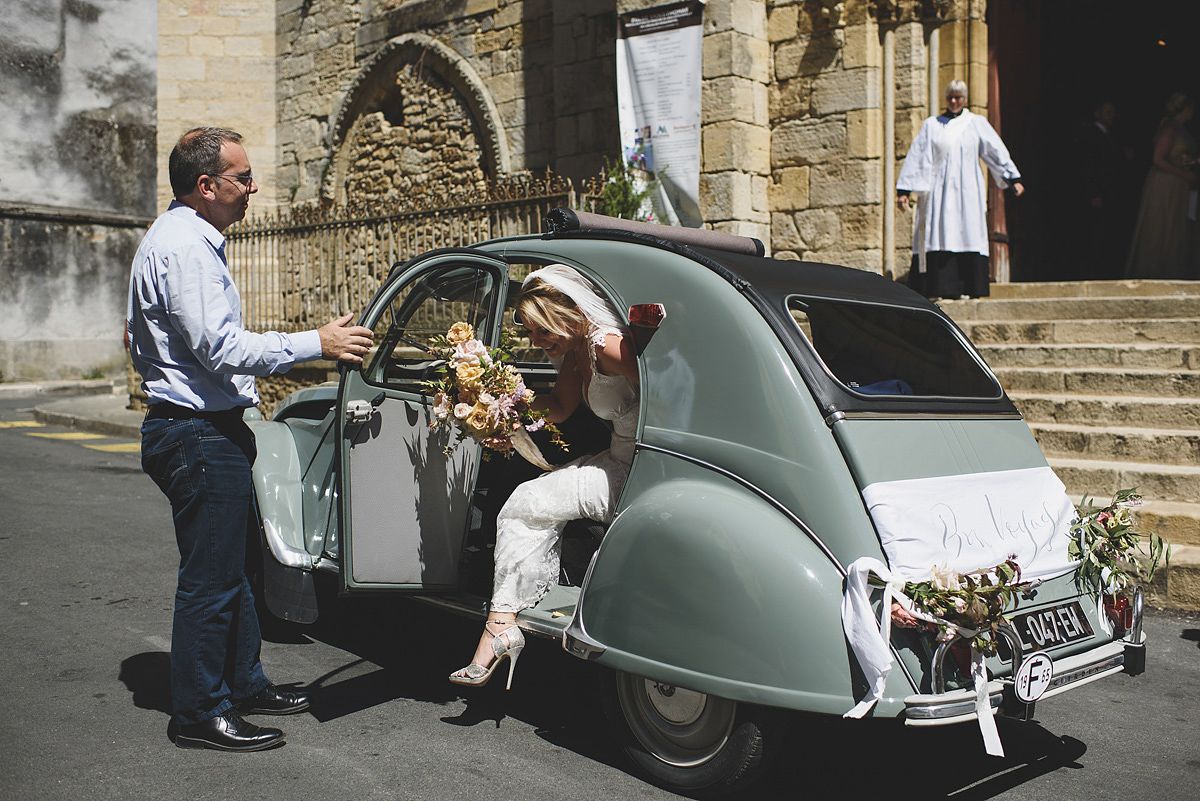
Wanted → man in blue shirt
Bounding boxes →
[127,127,374,752]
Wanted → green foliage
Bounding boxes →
[82,367,105,380]
[1070,488,1170,594]
[903,556,1038,655]
[598,157,655,221]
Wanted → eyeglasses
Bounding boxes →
[211,173,254,189]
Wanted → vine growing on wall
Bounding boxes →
[598,156,656,222]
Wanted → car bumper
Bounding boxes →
[901,636,1141,726]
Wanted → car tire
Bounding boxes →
[599,667,783,796]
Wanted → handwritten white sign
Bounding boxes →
[861,466,1078,583]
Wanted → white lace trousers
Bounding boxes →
[490,450,630,613]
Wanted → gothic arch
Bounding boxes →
[327,33,511,203]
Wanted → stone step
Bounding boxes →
[1050,456,1200,504]
[1011,392,1200,430]
[945,295,1200,322]
[994,366,1200,398]
[988,279,1199,300]
[1032,422,1200,467]
[1129,498,1200,548]
[1142,542,1200,611]
[957,318,1200,346]
[977,342,1200,370]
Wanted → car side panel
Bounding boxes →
[575,452,911,716]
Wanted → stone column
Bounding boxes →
[700,0,770,240]
[768,0,882,271]
[157,0,278,212]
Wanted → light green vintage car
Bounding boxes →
[248,210,1146,795]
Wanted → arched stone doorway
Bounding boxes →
[327,34,511,206]
[990,0,1200,281]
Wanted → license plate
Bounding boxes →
[1011,601,1094,652]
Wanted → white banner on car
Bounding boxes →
[616,1,704,227]
[861,465,1078,584]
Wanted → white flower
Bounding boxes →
[453,403,472,419]
[930,563,963,592]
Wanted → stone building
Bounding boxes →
[153,0,1200,284]
[0,0,156,382]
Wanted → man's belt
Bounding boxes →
[145,402,250,421]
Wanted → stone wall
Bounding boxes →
[278,0,622,206]
[0,0,155,382]
[342,65,488,202]
[157,0,279,213]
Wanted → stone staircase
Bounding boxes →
[942,280,1200,611]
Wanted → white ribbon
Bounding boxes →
[841,556,1005,756]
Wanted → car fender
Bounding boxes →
[569,473,911,716]
[247,419,314,571]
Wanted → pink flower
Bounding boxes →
[453,339,491,367]
[433,391,451,420]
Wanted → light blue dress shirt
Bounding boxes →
[126,201,323,411]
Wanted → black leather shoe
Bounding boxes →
[171,711,284,752]
[236,684,310,716]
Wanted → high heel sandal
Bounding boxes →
[448,619,526,689]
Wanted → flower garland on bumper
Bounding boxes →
[843,487,1169,757]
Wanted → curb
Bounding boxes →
[0,379,122,397]
[31,404,143,440]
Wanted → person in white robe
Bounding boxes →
[897,80,1024,299]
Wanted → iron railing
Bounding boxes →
[225,171,594,333]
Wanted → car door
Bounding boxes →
[337,249,512,590]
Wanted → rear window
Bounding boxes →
[788,297,1000,399]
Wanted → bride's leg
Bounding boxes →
[451,461,615,683]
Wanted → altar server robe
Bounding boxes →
[897,109,1021,270]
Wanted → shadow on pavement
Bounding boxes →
[118,651,172,715]
[258,580,1097,800]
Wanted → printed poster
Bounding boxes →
[616,1,704,227]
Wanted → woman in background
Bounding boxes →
[1125,93,1196,279]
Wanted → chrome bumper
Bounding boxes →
[903,637,1139,726]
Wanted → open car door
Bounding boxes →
[337,250,512,590]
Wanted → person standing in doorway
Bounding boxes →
[127,127,374,751]
[1125,93,1197,279]
[897,79,1025,300]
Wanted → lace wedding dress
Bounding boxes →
[490,324,639,613]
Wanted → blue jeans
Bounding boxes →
[141,413,270,725]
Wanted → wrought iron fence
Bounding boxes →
[225,171,595,333]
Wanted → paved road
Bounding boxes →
[1,393,1197,800]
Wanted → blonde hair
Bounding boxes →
[515,277,587,341]
[1159,92,1193,132]
[944,79,968,102]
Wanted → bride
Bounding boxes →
[449,264,640,689]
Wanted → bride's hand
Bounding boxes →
[890,601,922,628]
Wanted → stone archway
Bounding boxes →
[327,33,511,205]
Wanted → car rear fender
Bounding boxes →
[569,462,913,716]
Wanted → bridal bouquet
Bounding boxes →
[424,322,565,467]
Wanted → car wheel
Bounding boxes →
[599,668,783,796]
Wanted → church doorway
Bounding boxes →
[989,0,1200,282]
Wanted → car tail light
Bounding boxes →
[629,303,666,328]
[1103,593,1134,633]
